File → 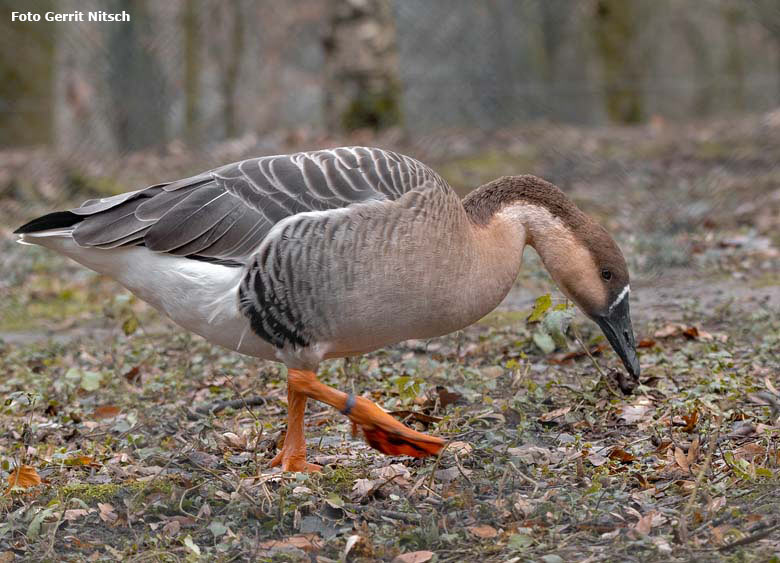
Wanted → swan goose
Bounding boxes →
[15,147,640,472]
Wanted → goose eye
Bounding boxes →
[601,269,612,281]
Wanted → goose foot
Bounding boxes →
[347,396,445,458]
[270,445,322,473]
[287,368,445,460]
[270,380,321,473]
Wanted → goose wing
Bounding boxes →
[66,147,450,263]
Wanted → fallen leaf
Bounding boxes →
[392,551,435,563]
[587,452,608,467]
[527,294,552,323]
[674,447,690,473]
[707,496,726,514]
[434,466,471,483]
[258,534,323,552]
[5,465,41,493]
[735,443,765,462]
[92,405,121,419]
[634,511,657,536]
[467,524,498,538]
[448,441,473,456]
[352,479,376,498]
[539,406,571,423]
[182,535,200,555]
[435,386,463,408]
[220,432,246,450]
[682,326,699,339]
[637,339,656,348]
[687,436,700,466]
[654,324,683,338]
[550,344,606,363]
[682,409,699,432]
[618,402,652,424]
[124,365,141,383]
[79,370,102,391]
[609,448,637,463]
[66,456,101,467]
[163,519,181,536]
[98,502,117,523]
[64,508,93,521]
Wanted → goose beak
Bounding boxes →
[595,297,640,380]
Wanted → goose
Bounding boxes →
[15,147,639,472]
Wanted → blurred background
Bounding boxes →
[1,0,779,333]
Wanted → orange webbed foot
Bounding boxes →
[270,446,322,473]
[345,396,445,458]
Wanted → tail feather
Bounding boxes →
[14,211,82,235]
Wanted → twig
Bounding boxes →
[194,395,267,416]
[426,442,450,495]
[344,503,422,523]
[718,519,780,552]
[571,325,622,398]
[509,461,539,493]
[453,453,473,486]
[680,415,722,542]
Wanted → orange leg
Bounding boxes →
[269,384,322,473]
[287,369,445,459]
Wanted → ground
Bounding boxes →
[0,115,779,562]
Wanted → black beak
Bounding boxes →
[595,297,640,380]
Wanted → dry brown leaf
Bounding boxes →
[711,524,730,545]
[687,436,700,466]
[707,496,726,514]
[5,465,41,493]
[637,339,656,348]
[539,406,571,423]
[618,402,652,424]
[435,386,463,408]
[735,442,765,462]
[67,456,101,467]
[467,524,498,538]
[162,519,181,536]
[220,432,246,450]
[681,409,699,432]
[654,324,684,338]
[92,405,121,419]
[258,534,323,552]
[609,448,637,463]
[550,344,606,363]
[587,452,608,467]
[634,511,657,536]
[448,441,473,456]
[98,502,117,523]
[674,447,690,473]
[64,508,93,521]
[351,478,377,498]
[392,551,435,563]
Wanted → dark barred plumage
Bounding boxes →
[16,147,448,263]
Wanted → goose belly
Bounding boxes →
[23,236,274,358]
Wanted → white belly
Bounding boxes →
[20,234,276,359]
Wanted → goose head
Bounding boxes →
[465,175,640,379]
[542,219,640,380]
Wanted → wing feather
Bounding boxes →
[61,147,450,264]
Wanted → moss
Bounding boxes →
[341,83,401,132]
[318,466,358,494]
[57,478,176,504]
